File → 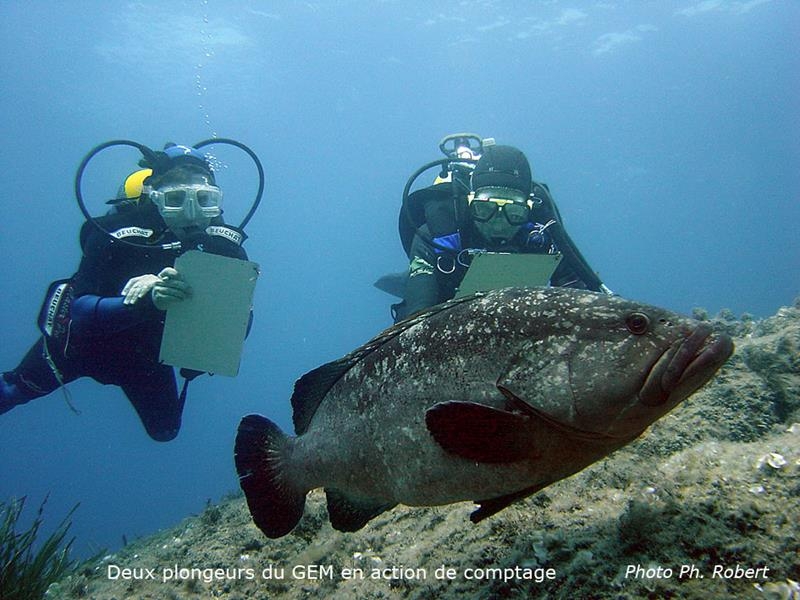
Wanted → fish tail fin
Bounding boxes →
[235,414,307,538]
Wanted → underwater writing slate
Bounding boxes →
[159,250,259,377]
[455,253,562,297]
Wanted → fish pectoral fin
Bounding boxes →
[425,401,533,463]
[471,483,545,523]
[325,489,396,532]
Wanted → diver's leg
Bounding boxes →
[120,365,183,442]
[1,338,63,414]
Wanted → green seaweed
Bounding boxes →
[0,496,78,600]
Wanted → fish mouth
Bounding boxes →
[639,324,734,407]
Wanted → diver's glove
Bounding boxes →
[121,274,163,305]
[120,268,190,309]
[150,267,191,311]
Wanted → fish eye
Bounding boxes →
[625,312,650,335]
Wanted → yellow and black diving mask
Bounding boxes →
[468,188,532,226]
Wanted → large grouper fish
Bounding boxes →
[235,287,733,539]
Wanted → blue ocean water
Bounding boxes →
[0,1,797,559]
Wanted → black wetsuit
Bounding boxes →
[394,182,604,322]
[0,203,248,441]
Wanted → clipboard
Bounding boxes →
[455,252,562,297]
[159,251,259,376]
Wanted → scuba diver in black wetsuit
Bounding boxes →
[388,135,611,323]
[1,140,264,441]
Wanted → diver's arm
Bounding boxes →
[401,232,441,318]
[70,294,154,337]
[68,226,153,335]
[71,268,190,335]
[70,227,167,334]
[403,269,439,317]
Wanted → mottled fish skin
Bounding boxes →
[236,287,733,537]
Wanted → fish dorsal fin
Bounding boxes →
[291,358,353,435]
[291,295,481,435]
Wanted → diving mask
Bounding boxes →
[469,188,532,247]
[469,189,531,226]
[149,184,223,219]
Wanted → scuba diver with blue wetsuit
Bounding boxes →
[390,136,610,322]
[0,140,264,441]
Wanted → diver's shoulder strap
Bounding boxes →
[79,208,164,250]
[206,225,247,246]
